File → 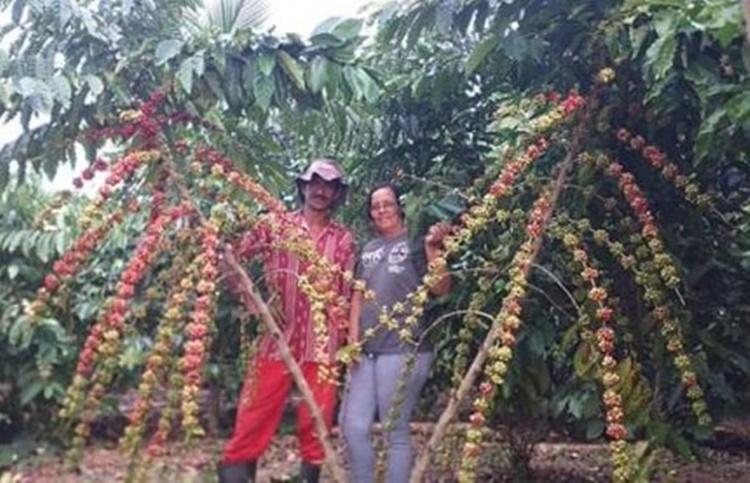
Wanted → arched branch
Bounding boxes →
[409,107,590,482]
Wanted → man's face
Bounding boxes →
[302,175,340,212]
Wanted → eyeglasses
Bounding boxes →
[370,201,397,212]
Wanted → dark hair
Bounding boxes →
[366,183,405,221]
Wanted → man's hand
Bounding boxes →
[336,341,362,366]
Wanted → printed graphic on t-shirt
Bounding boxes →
[387,242,409,273]
[361,246,384,269]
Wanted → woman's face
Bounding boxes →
[369,187,403,236]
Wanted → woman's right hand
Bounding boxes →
[424,222,453,256]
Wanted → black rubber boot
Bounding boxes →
[217,461,257,483]
[300,462,321,483]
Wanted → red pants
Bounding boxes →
[222,360,337,464]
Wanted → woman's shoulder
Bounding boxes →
[361,236,384,251]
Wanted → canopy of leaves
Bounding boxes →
[0,0,380,191]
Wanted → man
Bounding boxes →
[219,159,355,483]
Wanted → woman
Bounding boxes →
[340,184,452,483]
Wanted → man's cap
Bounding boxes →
[295,158,348,185]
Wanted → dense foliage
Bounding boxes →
[1,0,749,480]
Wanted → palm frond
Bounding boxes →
[205,0,268,36]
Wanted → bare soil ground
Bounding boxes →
[7,423,750,483]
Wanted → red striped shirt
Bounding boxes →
[237,212,354,362]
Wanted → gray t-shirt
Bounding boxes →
[357,231,430,354]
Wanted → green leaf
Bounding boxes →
[694,109,727,164]
[35,51,54,80]
[84,75,104,97]
[308,32,344,48]
[465,35,499,76]
[58,0,73,27]
[331,18,362,41]
[225,0,270,34]
[36,233,52,262]
[55,230,67,254]
[252,72,274,110]
[8,230,27,252]
[646,34,676,81]
[257,53,275,76]
[694,2,743,48]
[727,91,750,124]
[43,382,65,401]
[9,316,34,349]
[177,58,194,93]
[567,394,584,419]
[573,340,597,379]
[0,49,9,76]
[434,1,454,35]
[40,159,57,184]
[18,77,41,97]
[308,56,329,94]
[311,16,342,36]
[49,75,72,108]
[0,158,9,192]
[560,323,579,352]
[78,9,105,41]
[7,263,19,280]
[585,419,605,440]
[329,45,355,64]
[629,25,650,58]
[224,55,245,113]
[644,14,678,81]
[77,301,99,321]
[277,50,306,91]
[20,230,38,258]
[154,39,184,66]
[357,69,379,103]
[192,51,206,76]
[343,65,375,102]
[20,379,45,406]
[12,0,25,24]
[177,52,204,94]
[406,7,431,49]
[668,431,694,458]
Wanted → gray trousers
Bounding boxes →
[339,351,433,483]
